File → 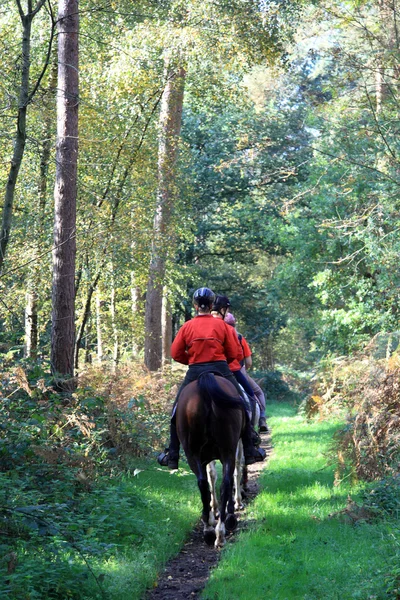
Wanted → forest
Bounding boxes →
[1,0,399,598]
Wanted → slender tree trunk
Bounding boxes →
[74,273,100,369]
[0,14,31,272]
[25,289,38,359]
[96,289,103,362]
[144,61,186,371]
[85,316,92,364]
[25,53,57,358]
[111,276,119,371]
[161,290,172,365]
[51,0,79,381]
[131,272,139,357]
[0,0,48,273]
[375,65,384,114]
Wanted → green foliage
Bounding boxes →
[0,363,196,599]
[202,401,398,600]
[363,476,400,519]
[252,369,292,402]
[304,348,400,483]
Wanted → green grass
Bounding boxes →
[2,463,200,600]
[4,401,398,599]
[92,465,201,599]
[202,402,398,600]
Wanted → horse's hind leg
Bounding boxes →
[215,458,236,547]
[234,441,244,510]
[225,476,238,533]
[207,461,218,523]
[194,460,216,546]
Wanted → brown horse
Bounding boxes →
[175,372,245,547]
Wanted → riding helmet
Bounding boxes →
[193,287,215,309]
[212,295,231,312]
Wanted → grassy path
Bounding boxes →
[91,467,200,599]
[201,402,396,600]
[4,401,397,599]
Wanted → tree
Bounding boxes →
[0,0,51,273]
[50,0,78,380]
[144,60,186,370]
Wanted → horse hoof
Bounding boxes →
[225,514,238,532]
[204,529,216,546]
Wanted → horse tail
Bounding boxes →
[197,372,243,411]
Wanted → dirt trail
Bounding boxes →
[145,431,272,600]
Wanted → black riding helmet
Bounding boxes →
[212,295,231,315]
[193,287,215,309]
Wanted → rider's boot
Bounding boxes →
[242,419,266,465]
[259,416,269,433]
[157,420,180,469]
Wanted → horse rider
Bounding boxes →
[224,312,269,433]
[157,287,266,470]
[211,296,260,419]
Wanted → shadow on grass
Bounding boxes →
[202,403,394,600]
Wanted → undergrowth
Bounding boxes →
[0,360,190,599]
[303,339,400,482]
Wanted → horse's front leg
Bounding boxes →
[207,461,218,524]
[234,440,244,510]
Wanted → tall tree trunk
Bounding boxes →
[96,289,103,362]
[131,272,139,357]
[144,61,186,371]
[0,0,48,272]
[74,273,100,369]
[110,275,119,371]
[51,0,79,381]
[25,52,57,358]
[85,316,92,364]
[25,289,38,359]
[161,290,172,365]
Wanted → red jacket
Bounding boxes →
[227,327,244,372]
[240,336,251,359]
[171,314,240,365]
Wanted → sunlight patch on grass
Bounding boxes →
[75,463,201,599]
[202,402,395,600]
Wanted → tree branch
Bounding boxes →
[310,146,400,186]
[26,5,56,105]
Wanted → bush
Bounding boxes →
[254,370,290,401]
[363,475,400,519]
[305,344,400,481]
[0,361,182,599]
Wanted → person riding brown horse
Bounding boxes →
[157,287,266,469]
[175,371,245,546]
